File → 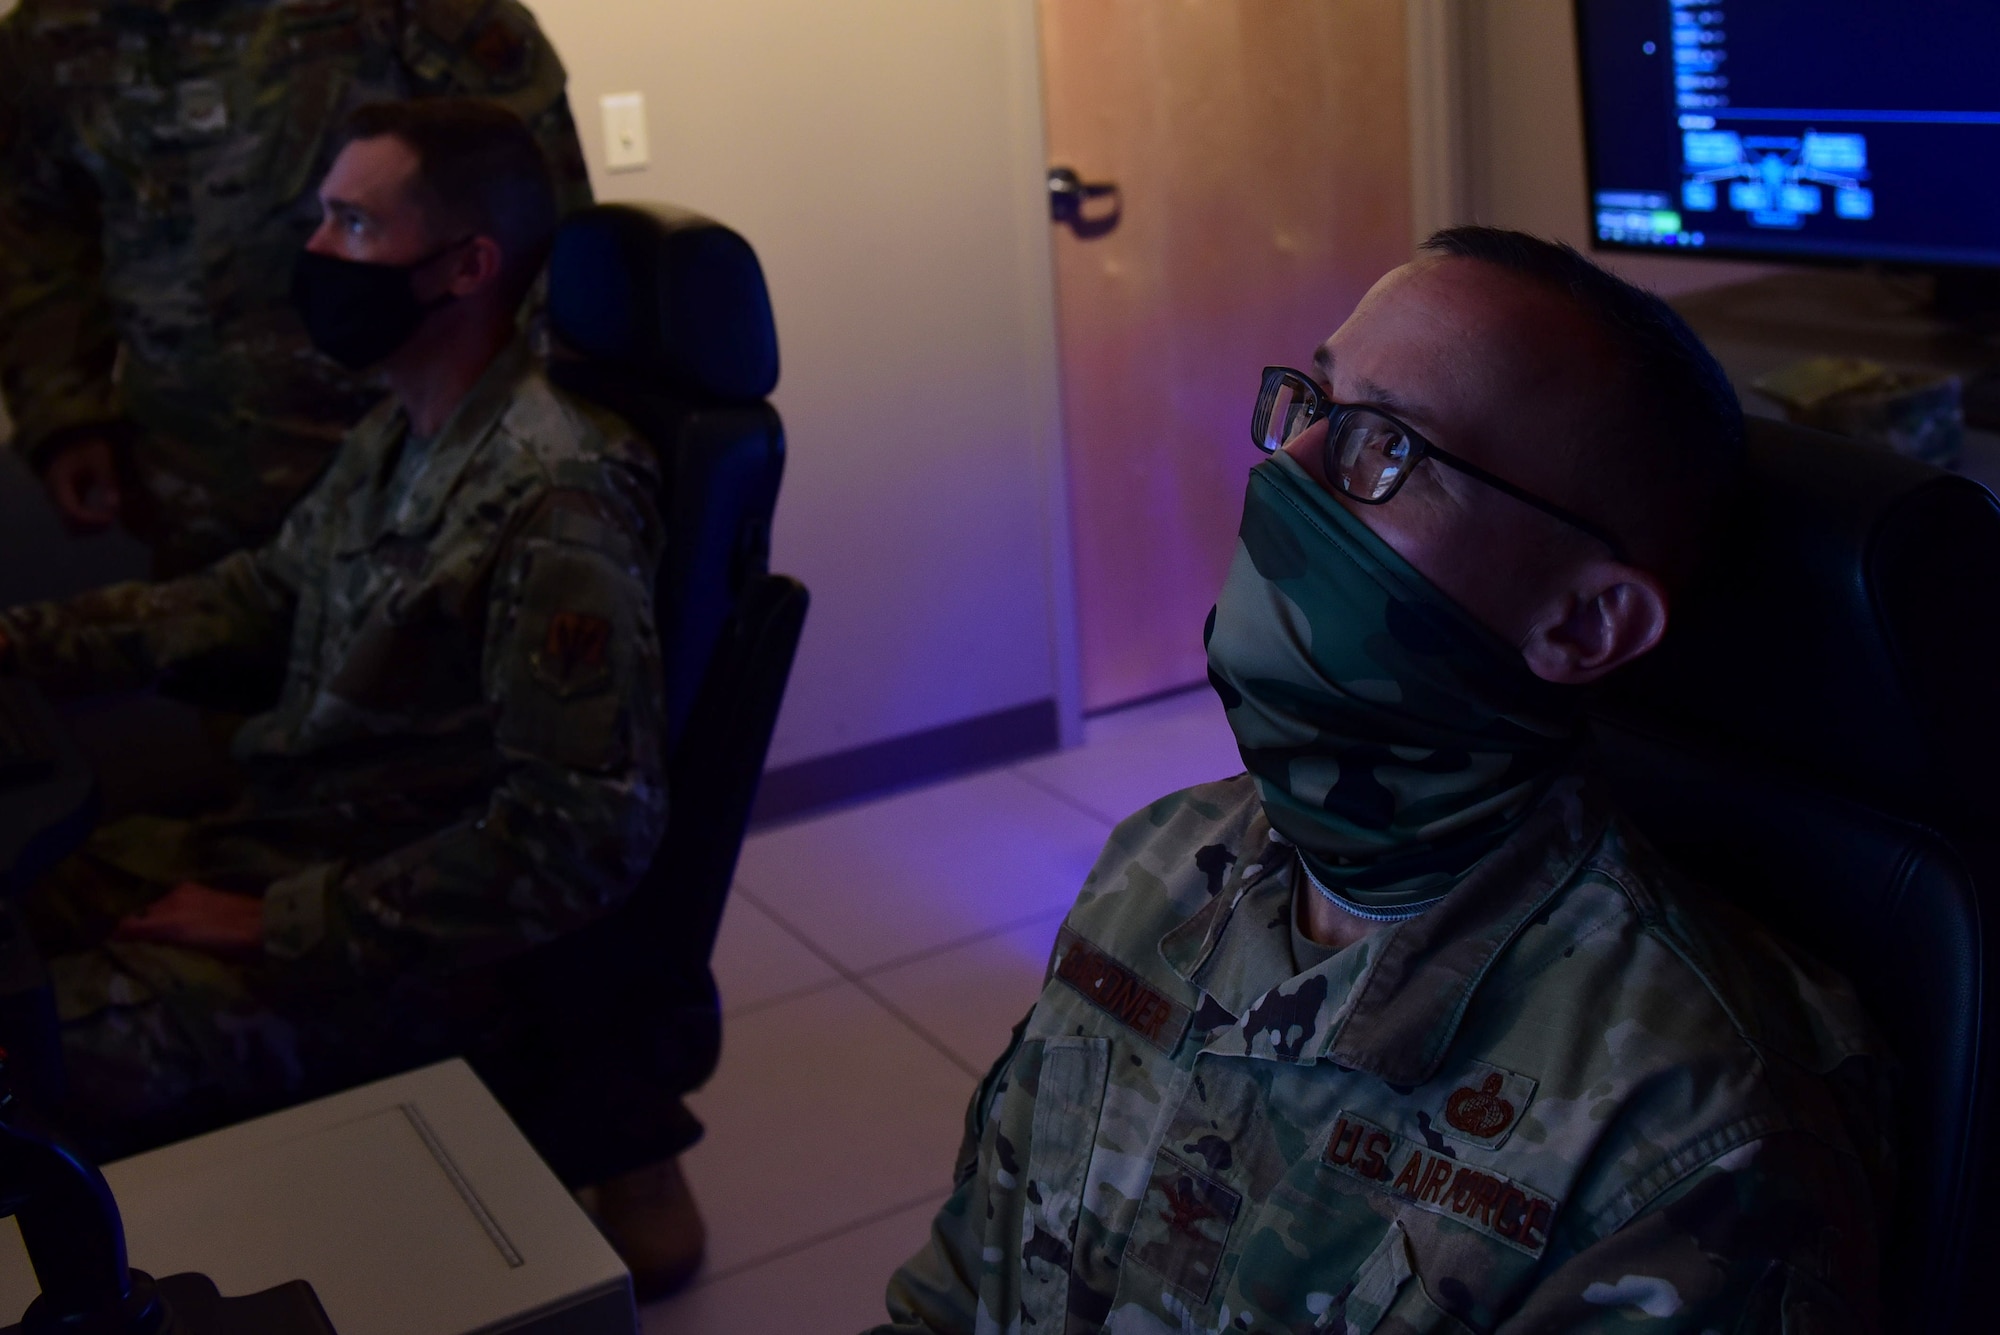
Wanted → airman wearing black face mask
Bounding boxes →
[0,0,593,578]
[0,99,705,1299]
[291,236,475,372]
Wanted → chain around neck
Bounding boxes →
[1297,852,1444,924]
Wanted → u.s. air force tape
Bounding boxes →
[1321,1111,1559,1256]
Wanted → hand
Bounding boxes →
[112,882,264,959]
[41,435,122,533]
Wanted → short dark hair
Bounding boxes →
[339,98,559,305]
[1420,225,1744,582]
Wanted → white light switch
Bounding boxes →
[599,92,649,173]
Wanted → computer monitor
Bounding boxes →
[1575,0,2000,274]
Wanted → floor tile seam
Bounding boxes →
[710,891,982,1070]
[1007,765,1124,828]
[728,883,867,984]
[720,972,849,1022]
[848,971,990,1079]
[677,1187,950,1292]
[848,906,1071,983]
[736,760,1094,852]
[738,881,1066,986]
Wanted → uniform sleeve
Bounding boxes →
[0,538,303,697]
[260,480,666,980]
[870,1013,1034,1335]
[399,0,594,214]
[1495,1129,1883,1335]
[0,11,123,466]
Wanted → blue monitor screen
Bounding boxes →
[1575,0,2000,270]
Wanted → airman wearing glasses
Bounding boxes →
[871,229,1889,1335]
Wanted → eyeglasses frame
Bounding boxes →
[1251,366,1631,564]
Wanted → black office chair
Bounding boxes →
[1588,416,2000,1334]
[472,204,809,1189]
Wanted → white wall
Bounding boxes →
[1459,0,1775,297]
[532,0,1077,768]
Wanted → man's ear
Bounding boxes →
[444,235,506,298]
[1519,561,1670,686]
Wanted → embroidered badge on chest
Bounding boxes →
[1127,1151,1242,1303]
[1436,1060,1537,1149]
[1051,926,1191,1054]
[176,78,228,134]
[1447,1075,1513,1136]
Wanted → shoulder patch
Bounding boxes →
[1052,926,1191,1054]
[1322,1111,1558,1257]
[531,610,611,697]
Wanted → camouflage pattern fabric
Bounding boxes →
[1205,451,1580,912]
[17,842,464,1156]
[0,337,667,1148]
[0,0,593,574]
[874,775,1892,1334]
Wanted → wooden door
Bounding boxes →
[1041,0,1414,711]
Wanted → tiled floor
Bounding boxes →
[641,686,1243,1334]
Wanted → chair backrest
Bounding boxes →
[1589,417,2000,1334]
[1598,417,2000,831]
[547,202,785,747]
[478,204,808,1188]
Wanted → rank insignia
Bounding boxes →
[1128,1151,1241,1301]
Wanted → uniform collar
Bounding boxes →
[341,337,534,551]
[1158,844,1301,1019]
[1160,776,1609,1083]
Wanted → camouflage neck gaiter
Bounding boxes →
[1205,451,1582,912]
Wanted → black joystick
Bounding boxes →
[0,1049,338,1334]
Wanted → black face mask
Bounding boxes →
[290,238,469,371]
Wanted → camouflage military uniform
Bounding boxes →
[875,774,1892,1334]
[0,0,592,574]
[0,337,666,1151]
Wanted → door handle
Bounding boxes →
[1048,166,1122,236]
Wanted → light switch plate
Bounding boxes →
[599,91,648,173]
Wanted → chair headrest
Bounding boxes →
[1593,416,2000,827]
[548,203,779,402]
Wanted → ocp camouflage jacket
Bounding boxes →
[0,338,667,986]
[0,0,593,568]
[877,775,1891,1334]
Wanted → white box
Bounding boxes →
[0,1060,635,1335]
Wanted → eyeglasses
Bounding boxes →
[1250,366,1629,563]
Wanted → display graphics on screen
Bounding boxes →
[1577,0,2000,268]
